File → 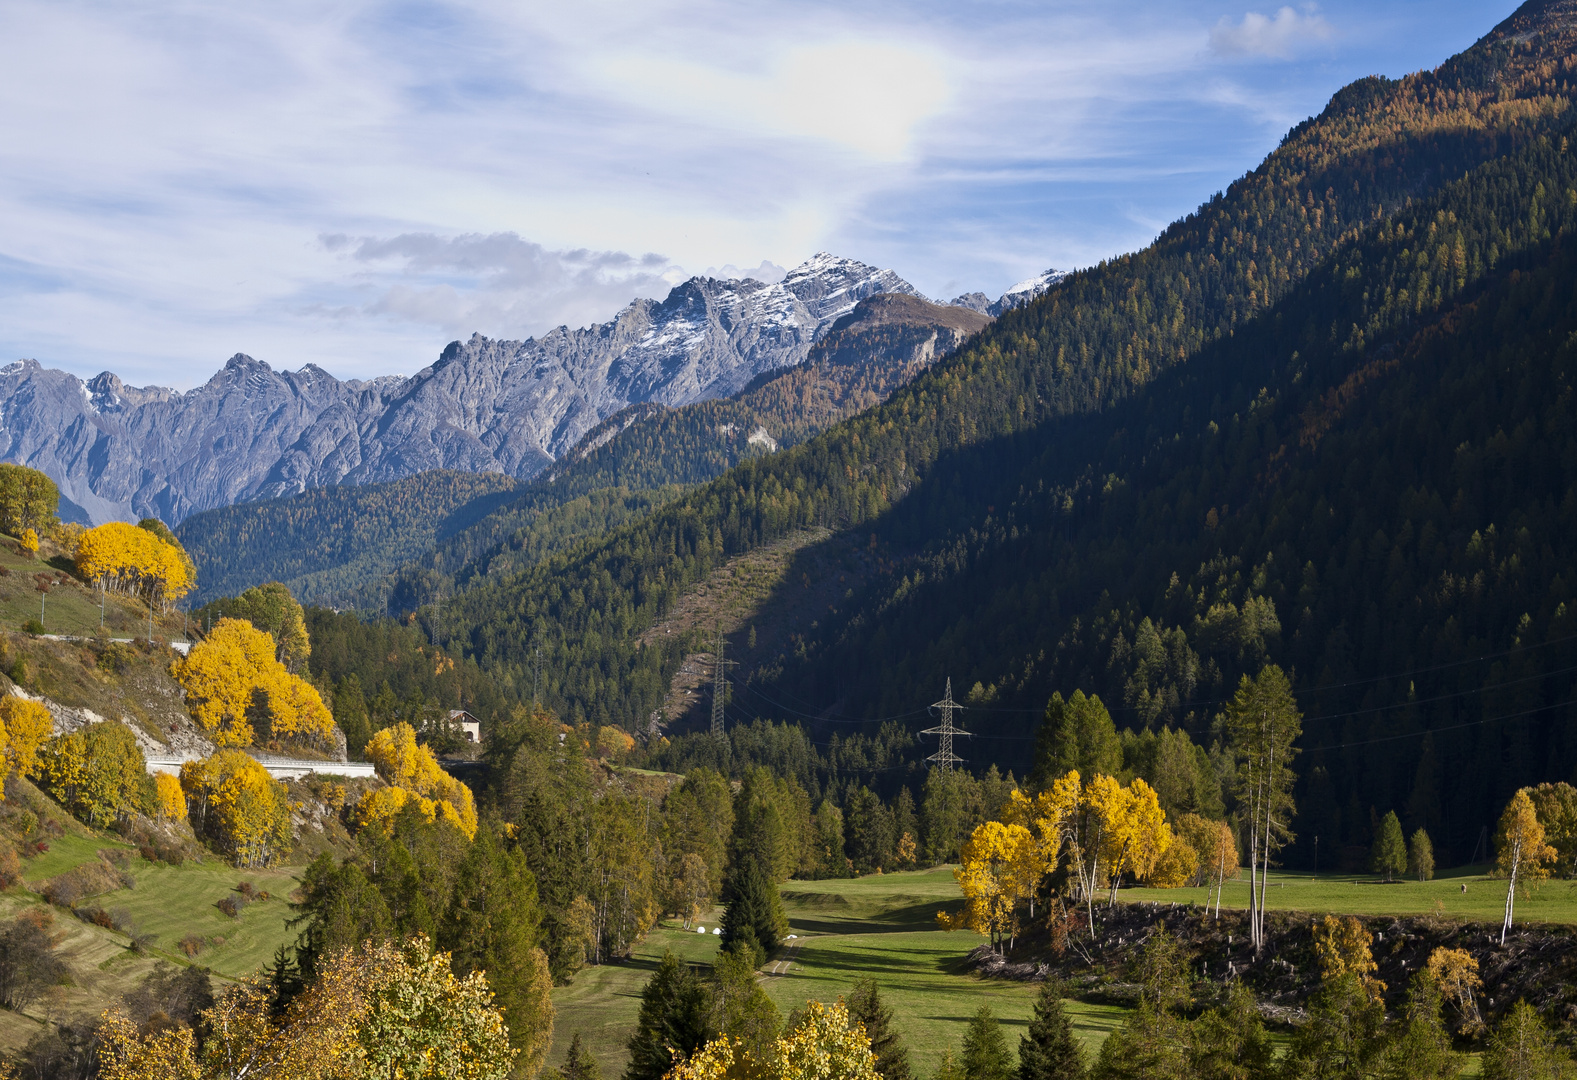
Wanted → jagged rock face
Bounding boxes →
[0,254,925,525]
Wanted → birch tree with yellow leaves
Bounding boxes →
[949,820,1039,952]
[1497,788,1557,944]
[74,521,193,609]
[357,722,478,840]
[170,618,336,750]
[664,1000,878,1080]
[180,750,294,868]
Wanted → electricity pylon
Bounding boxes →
[920,677,970,771]
[710,621,736,737]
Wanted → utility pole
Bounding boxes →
[710,621,735,737]
[920,677,971,772]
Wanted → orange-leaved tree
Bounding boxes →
[74,520,193,609]
[180,750,294,868]
[169,618,335,749]
[358,722,477,839]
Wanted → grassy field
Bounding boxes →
[549,867,1129,1079]
[0,535,188,642]
[0,813,302,1056]
[1118,863,1577,925]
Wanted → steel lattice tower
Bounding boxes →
[920,677,970,771]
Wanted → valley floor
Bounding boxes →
[549,866,1128,1078]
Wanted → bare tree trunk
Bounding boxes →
[1502,842,1521,945]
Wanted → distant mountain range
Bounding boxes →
[0,254,1055,526]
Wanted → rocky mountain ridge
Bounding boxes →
[1,254,1044,526]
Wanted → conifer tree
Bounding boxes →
[719,855,784,966]
[563,1033,603,1080]
[1409,828,1436,882]
[1372,811,1408,882]
[847,977,912,1080]
[962,1006,1013,1080]
[1482,1001,1574,1080]
[1017,980,1083,1080]
[1378,969,1463,1080]
[624,952,711,1080]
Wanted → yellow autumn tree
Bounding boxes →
[357,722,477,839]
[949,820,1039,951]
[97,935,517,1080]
[666,1000,878,1080]
[1427,947,1485,1035]
[180,750,294,868]
[169,618,335,750]
[0,696,52,782]
[74,521,193,608]
[152,771,187,821]
[1498,788,1557,943]
[33,721,146,827]
[1314,914,1385,1002]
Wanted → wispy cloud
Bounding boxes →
[1210,6,1334,59]
[321,232,686,337]
[0,0,1517,387]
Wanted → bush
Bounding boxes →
[41,858,133,907]
[216,894,248,919]
[178,934,206,958]
[0,910,68,1011]
[96,643,138,674]
[21,619,43,636]
[0,848,21,889]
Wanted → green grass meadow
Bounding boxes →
[549,867,1128,1079]
[1119,863,1577,925]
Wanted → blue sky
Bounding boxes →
[0,0,1523,386]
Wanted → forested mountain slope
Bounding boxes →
[395,295,990,601]
[176,470,522,606]
[430,0,1577,866]
[178,294,988,612]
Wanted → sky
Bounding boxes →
[0,0,1525,388]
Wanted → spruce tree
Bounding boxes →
[1018,981,1083,1080]
[563,1033,603,1080]
[1372,811,1408,882]
[962,1006,1014,1080]
[847,977,913,1080]
[720,856,782,965]
[624,952,712,1080]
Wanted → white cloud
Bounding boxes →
[323,232,687,336]
[1210,6,1334,59]
[0,0,1507,387]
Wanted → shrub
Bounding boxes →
[21,619,43,636]
[0,848,20,889]
[178,934,206,957]
[216,894,248,919]
[0,909,68,1010]
[96,643,138,674]
[41,858,132,907]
